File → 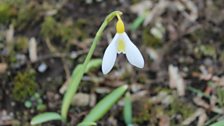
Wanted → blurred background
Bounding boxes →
[0,0,224,126]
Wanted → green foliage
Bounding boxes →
[25,93,46,112]
[31,11,124,125]
[41,16,74,41]
[14,3,39,30]
[61,11,122,121]
[133,99,151,124]
[187,86,211,99]
[123,92,132,126]
[85,59,102,73]
[15,36,28,52]
[168,97,195,125]
[1,0,24,5]
[41,16,58,39]
[77,122,97,126]
[216,87,224,107]
[0,3,12,24]
[61,64,84,120]
[12,70,37,101]
[194,44,216,58]
[58,23,74,42]
[8,51,17,63]
[31,112,62,125]
[210,120,224,126]
[130,15,145,31]
[72,18,89,41]
[81,85,128,123]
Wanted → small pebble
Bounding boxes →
[85,0,93,4]
[95,87,110,94]
[89,93,96,107]
[0,63,7,74]
[72,93,90,107]
[38,63,47,73]
[70,51,78,59]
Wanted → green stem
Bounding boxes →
[83,11,122,67]
[61,11,122,121]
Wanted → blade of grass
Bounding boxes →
[80,85,128,123]
[210,120,224,126]
[30,112,61,125]
[85,59,102,73]
[187,86,212,99]
[123,92,132,126]
[205,115,221,126]
[61,64,84,121]
[130,15,145,31]
[77,122,97,126]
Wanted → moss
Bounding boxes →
[167,97,195,125]
[41,16,74,41]
[190,28,205,41]
[12,69,37,102]
[73,18,88,41]
[15,36,28,52]
[133,98,152,124]
[194,44,216,58]
[13,3,39,30]
[0,3,12,24]
[41,16,58,39]
[58,22,74,42]
[8,51,17,63]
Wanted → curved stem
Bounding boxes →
[116,13,122,21]
[61,11,122,121]
[83,11,122,67]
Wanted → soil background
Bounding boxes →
[1,0,224,126]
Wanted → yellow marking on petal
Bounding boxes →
[117,39,125,53]
[116,20,125,33]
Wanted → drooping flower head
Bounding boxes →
[102,15,144,74]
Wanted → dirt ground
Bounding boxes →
[1,0,224,126]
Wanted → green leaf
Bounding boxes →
[77,122,97,126]
[123,92,132,126]
[130,15,145,31]
[211,120,224,126]
[82,85,128,123]
[85,59,102,73]
[30,112,61,125]
[61,64,85,120]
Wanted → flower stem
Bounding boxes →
[61,11,122,121]
[83,11,122,68]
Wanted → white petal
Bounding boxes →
[102,34,119,74]
[123,33,144,68]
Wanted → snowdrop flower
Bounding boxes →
[102,16,144,74]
